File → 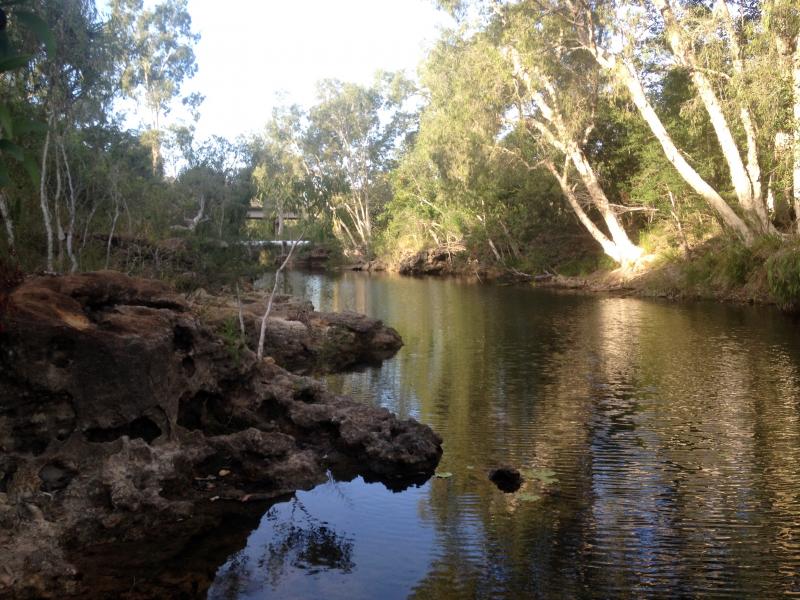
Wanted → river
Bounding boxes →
[208,272,800,599]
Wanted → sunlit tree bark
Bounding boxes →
[652,0,770,233]
[571,11,755,242]
[508,49,642,265]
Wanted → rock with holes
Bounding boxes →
[0,271,441,599]
[398,247,455,276]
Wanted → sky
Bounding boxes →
[174,0,454,141]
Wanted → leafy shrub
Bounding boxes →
[718,241,754,286]
[766,246,800,310]
[216,316,247,365]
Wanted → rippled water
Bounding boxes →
[209,272,800,599]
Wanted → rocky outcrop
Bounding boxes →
[347,259,387,272]
[0,271,441,598]
[188,288,403,374]
[398,247,456,276]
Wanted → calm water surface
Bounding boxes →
[209,272,800,599]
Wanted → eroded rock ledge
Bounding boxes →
[187,287,403,375]
[0,271,441,598]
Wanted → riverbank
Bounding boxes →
[377,236,800,310]
[0,271,441,598]
[535,236,800,310]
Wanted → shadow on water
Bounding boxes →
[207,272,800,599]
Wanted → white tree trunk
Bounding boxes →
[569,147,642,265]
[60,141,79,273]
[0,191,14,252]
[544,160,623,263]
[506,49,642,265]
[714,0,770,230]
[106,199,120,270]
[54,145,65,270]
[612,60,754,243]
[257,234,304,361]
[39,125,55,272]
[653,0,774,233]
[794,36,800,232]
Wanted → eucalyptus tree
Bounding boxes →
[548,0,784,240]
[108,0,199,174]
[303,73,416,257]
[27,0,114,271]
[0,2,55,256]
[764,0,799,228]
[416,4,642,265]
[389,33,554,262]
[251,106,318,240]
[502,4,643,264]
[172,134,250,238]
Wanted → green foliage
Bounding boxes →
[110,0,200,171]
[0,1,53,188]
[557,254,615,277]
[766,245,800,309]
[216,316,246,365]
[720,242,756,287]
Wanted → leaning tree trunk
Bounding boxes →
[577,2,755,242]
[569,147,642,266]
[715,0,770,230]
[653,0,770,233]
[506,48,643,266]
[543,159,626,264]
[611,60,755,243]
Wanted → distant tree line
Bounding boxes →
[2,0,800,290]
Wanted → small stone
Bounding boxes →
[489,466,523,493]
[218,469,230,477]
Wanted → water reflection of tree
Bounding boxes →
[262,499,354,584]
[287,273,800,596]
[211,498,355,598]
[406,289,800,597]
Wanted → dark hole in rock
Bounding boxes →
[39,461,77,492]
[173,325,193,353]
[179,390,253,435]
[182,356,196,377]
[489,466,523,493]
[0,458,17,493]
[48,335,76,368]
[6,395,76,455]
[257,394,288,423]
[14,436,49,456]
[178,391,206,431]
[293,385,318,404]
[85,416,162,444]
